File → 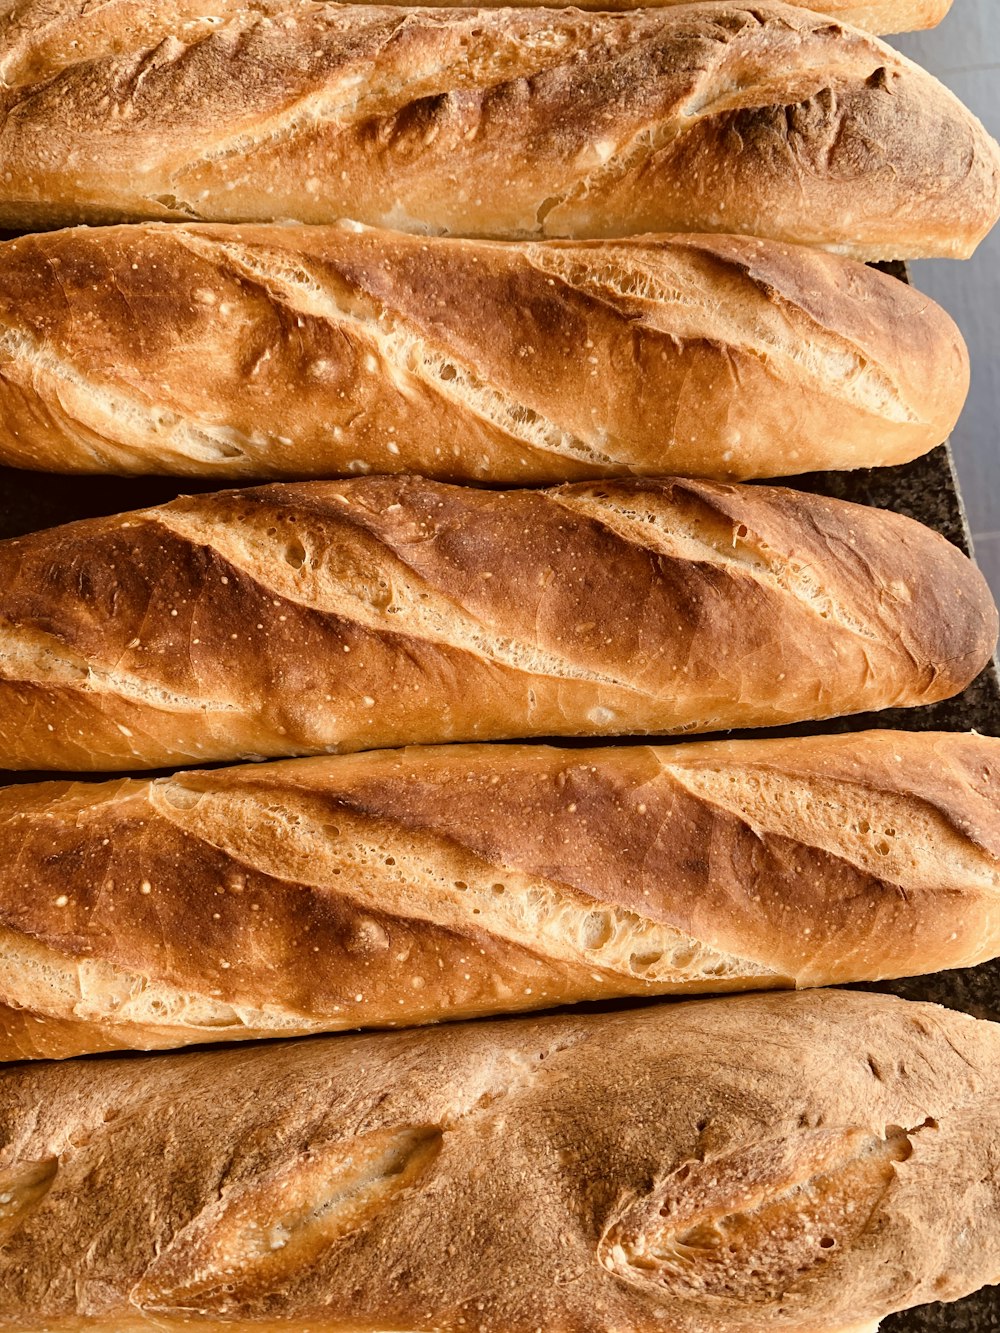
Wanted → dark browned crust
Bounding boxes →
[0,223,970,480]
[0,731,999,1060]
[0,477,995,770]
[0,3,994,255]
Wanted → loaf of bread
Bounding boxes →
[2,729,1000,1061]
[3,988,1000,1330]
[0,2,996,256]
[331,0,955,31]
[0,223,970,483]
[827,0,951,27]
[1,476,996,771]
[798,0,951,27]
[0,0,955,42]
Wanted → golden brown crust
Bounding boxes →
[348,0,955,29]
[0,0,955,40]
[0,476,995,771]
[335,0,956,25]
[830,0,952,30]
[0,223,970,481]
[1,731,1000,1060]
[724,0,950,27]
[0,2,994,256]
[1,990,1000,1329]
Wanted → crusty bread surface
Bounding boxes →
[1,730,1000,1060]
[0,223,970,482]
[0,476,995,771]
[0,2,995,256]
[298,0,956,28]
[2,989,1000,1330]
[0,0,952,35]
[280,0,957,30]
[828,0,951,28]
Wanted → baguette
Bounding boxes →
[330,0,954,28]
[2,730,1000,1061]
[334,0,956,30]
[0,223,970,483]
[814,0,951,28]
[0,476,995,771]
[358,0,955,25]
[0,0,955,38]
[3,989,1000,1330]
[0,3,996,257]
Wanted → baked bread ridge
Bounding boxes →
[831,0,952,31]
[328,0,956,30]
[2,730,1000,1061]
[0,222,970,482]
[284,0,956,29]
[370,0,955,27]
[0,0,955,37]
[0,476,996,771]
[2,989,1000,1330]
[0,2,996,256]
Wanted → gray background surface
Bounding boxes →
[895,6,1000,599]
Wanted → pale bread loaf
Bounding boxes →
[0,476,995,771]
[1,730,1000,1060]
[830,0,951,27]
[0,2,996,255]
[1,990,1000,1328]
[0,223,970,481]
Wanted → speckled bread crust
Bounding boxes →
[0,2,995,256]
[288,0,957,30]
[3,990,1000,1329]
[2,730,1000,1060]
[0,0,952,37]
[273,0,955,30]
[0,223,970,482]
[0,476,996,771]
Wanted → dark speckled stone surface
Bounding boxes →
[1,276,998,1330]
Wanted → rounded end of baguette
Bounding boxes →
[904,528,1000,702]
[836,0,955,34]
[655,235,972,477]
[776,480,998,707]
